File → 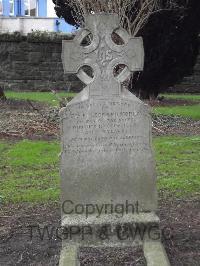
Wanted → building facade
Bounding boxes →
[0,0,74,34]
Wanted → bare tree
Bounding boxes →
[57,0,183,36]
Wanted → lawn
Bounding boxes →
[153,104,200,120]
[161,93,200,101]
[5,91,77,106]
[0,136,199,205]
[5,91,200,119]
[0,140,60,203]
[154,136,200,197]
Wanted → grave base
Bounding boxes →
[59,213,170,265]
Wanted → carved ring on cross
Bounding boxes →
[75,27,133,86]
[62,14,144,98]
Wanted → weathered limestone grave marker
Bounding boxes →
[60,14,170,266]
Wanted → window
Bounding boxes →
[0,0,3,15]
[25,0,37,16]
[30,0,37,16]
[24,0,30,16]
[9,0,14,16]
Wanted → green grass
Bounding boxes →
[0,140,60,203]
[0,136,199,204]
[153,104,200,120]
[7,91,200,104]
[161,93,200,101]
[155,93,200,120]
[5,91,200,120]
[154,136,200,197]
[5,91,76,106]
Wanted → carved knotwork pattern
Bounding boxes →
[62,14,144,97]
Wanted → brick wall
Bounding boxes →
[0,33,83,92]
[0,33,199,93]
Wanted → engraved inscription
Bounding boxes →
[62,100,150,155]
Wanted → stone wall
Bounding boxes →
[172,53,200,93]
[0,33,83,92]
[170,37,200,93]
[0,33,199,93]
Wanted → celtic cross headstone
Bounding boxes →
[62,14,143,98]
[59,14,170,266]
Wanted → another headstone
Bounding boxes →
[60,13,170,266]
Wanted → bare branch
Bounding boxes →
[61,0,183,36]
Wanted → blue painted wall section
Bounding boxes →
[2,0,20,16]
[15,0,22,16]
[21,0,25,16]
[2,0,10,16]
[54,18,75,33]
[38,0,47,17]
[14,0,19,16]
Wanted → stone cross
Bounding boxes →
[60,13,170,266]
[62,14,144,97]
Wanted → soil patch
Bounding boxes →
[0,99,199,141]
[0,99,59,141]
[152,114,200,136]
[0,199,199,265]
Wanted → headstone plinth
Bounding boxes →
[60,14,170,266]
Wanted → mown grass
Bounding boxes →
[154,136,200,197]
[0,136,199,205]
[161,93,200,101]
[153,104,200,120]
[6,91,200,104]
[0,140,60,203]
[5,91,77,106]
[5,91,200,119]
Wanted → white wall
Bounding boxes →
[47,0,57,18]
[0,17,55,34]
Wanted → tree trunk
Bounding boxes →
[0,87,6,101]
